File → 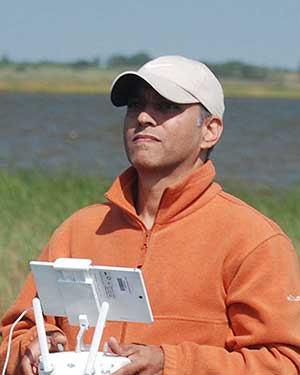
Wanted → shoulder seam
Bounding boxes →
[217,191,284,234]
[227,233,293,287]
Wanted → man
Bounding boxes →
[1,55,300,374]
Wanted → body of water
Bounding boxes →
[0,93,299,187]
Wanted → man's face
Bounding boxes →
[123,81,205,175]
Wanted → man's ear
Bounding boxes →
[200,117,223,150]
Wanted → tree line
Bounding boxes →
[0,52,294,81]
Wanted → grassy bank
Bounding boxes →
[1,66,300,98]
[0,66,117,94]
[0,170,299,316]
[0,170,110,316]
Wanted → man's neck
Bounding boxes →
[136,161,204,229]
[136,174,170,230]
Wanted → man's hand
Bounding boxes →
[107,336,164,375]
[19,331,67,375]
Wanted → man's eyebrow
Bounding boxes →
[128,93,143,100]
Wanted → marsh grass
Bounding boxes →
[0,170,299,316]
[1,67,300,97]
[0,66,120,94]
[223,79,300,99]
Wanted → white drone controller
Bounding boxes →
[30,258,153,375]
[38,351,130,375]
[33,298,130,375]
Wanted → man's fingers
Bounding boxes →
[107,336,139,358]
[20,351,37,375]
[20,332,67,374]
[112,360,141,375]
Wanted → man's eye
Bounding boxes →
[127,100,142,109]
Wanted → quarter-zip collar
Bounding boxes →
[105,160,221,225]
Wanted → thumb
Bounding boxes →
[107,336,125,356]
[47,331,67,352]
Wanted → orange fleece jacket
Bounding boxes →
[1,161,300,374]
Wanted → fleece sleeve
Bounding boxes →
[0,218,73,375]
[0,271,65,375]
[161,235,300,375]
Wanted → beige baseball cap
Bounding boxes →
[110,55,225,119]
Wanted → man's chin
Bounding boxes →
[131,161,161,171]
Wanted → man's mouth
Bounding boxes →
[133,134,161,142]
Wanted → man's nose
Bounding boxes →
[137,111,157,127]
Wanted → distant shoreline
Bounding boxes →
[1,81,300,99]
[1,67,300,98]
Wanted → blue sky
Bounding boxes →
[1,0,299,69]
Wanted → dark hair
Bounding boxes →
[199,103,211,123]
[198,104,214,160]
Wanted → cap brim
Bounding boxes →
[110,71,198,107]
